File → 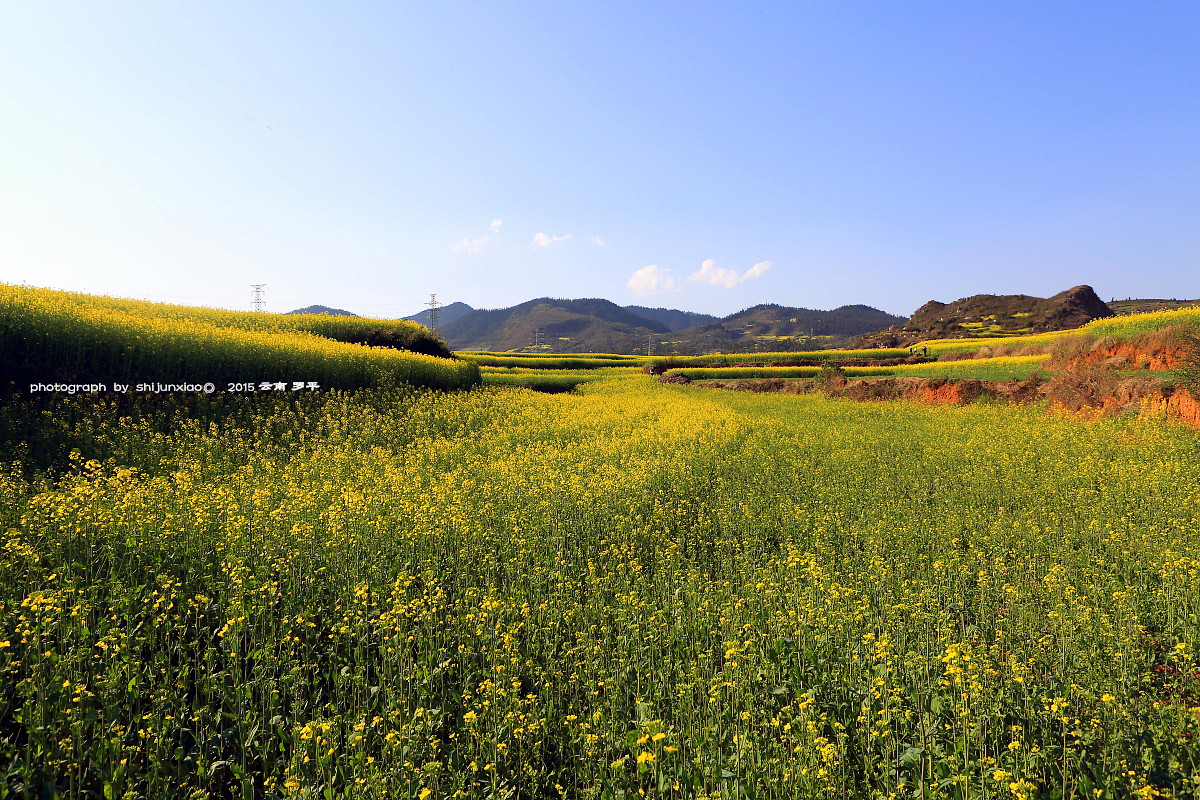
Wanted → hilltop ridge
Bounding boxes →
[859,285,1115,347]
[286,304,357,316]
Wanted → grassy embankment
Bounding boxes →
[459,352,646,391]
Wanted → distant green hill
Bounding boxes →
[439,297,904,354]
[723,303,905,337]
[442,298,667,353]
[287,304,357,316]
[623,305,719,332]
[666,303,907,353]
[404,301,475,329]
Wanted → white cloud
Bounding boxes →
[686,258,773,288]
[588,235,605,246]
[626,264,681,296]
[745,260,773,279]
[453,219,503,253]
[452,235,490,254]
[687,258,739,288]
[532,232,572,247]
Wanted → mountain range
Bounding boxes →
[285,285,1184,355]
[402,299,905,354]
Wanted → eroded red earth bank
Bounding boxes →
[676,338,1200,430]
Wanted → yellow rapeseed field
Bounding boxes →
[914,306,1200,357]
[1,374,1198,798]
[0,283,479,391]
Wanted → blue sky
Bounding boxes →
[1,2,1197,319]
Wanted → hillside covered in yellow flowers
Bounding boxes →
[0,283,480,395]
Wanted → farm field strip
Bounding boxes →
[665,355,1053,382]
[1084,307,1200,340]
[478,366,642,375]
[879,354,1053,380]
[463,354,647,370]
[652,349,911,367]
[479,366,643,390]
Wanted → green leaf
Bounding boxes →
[896,746,924,767]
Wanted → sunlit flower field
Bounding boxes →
[2,379,1198,798]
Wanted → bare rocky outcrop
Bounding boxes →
[1034,285,1115,332]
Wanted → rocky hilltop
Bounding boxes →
[861,285,1114,347]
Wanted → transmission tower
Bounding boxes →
[425,293,442,333]
[646,335,654,357]
[251,284,266,312]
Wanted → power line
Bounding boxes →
[425,293,441,333]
